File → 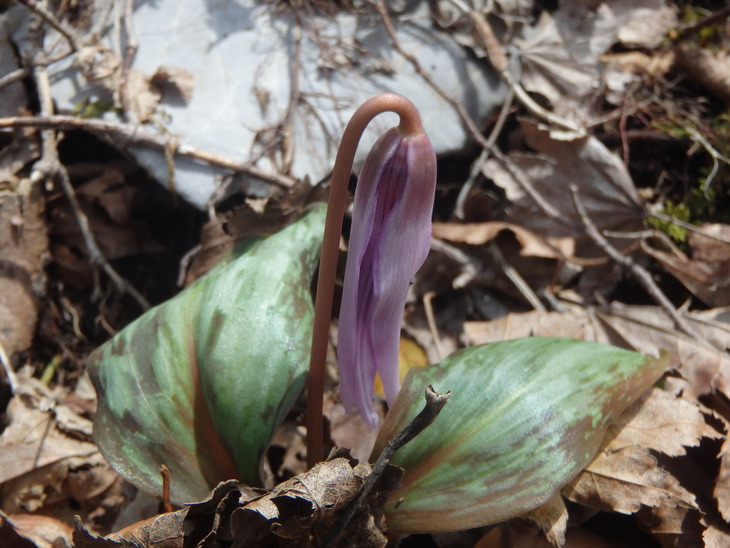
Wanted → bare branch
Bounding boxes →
[0,115,298,189]
[570,185,707,344]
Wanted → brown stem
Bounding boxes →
[305,93,424,469]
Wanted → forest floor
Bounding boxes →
[1,1,730,547]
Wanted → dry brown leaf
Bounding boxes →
[714,436,730,522]
[0,511,48,548]
[484,122,644,259]
[637,504,704,548]
[1,512,74,548]
[593,304,730,401]
[0,376,99,487]
[76,44,161,122]
[604,387,722,457]
[563,445,697,515]
[0,373,105,515]
[151,66,195,103]
[230,455,399,547]
[703,521,730,548]
[601,50,675,79]
[464,309,591,343]
[0,177,47,357]
[676,48,730,106]
[642,228,730,307]
[74,511,187,548]
[523,492,568,547]
[431,221,573,259]
[325,400,385,465]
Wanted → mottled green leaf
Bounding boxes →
[373,337,669,533]
[88,205,325,504]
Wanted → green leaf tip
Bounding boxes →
[373,337,669,533]
[88,204,326,504]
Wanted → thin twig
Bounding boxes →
[645,212,730,245]
[18,0,82,52]
[569,185,706,344]
[0,339,18,394]
[683,125,730,198]
[118,0,140,122]
[487,241,546,312]
[0,115,297,189]
[0,50,74,92]
[281,14,303,173]
[466,9,582,134]
[322,386,451,548]
[160,464,172,513]
[423,292,445,361]
[24,8,150,311]
[429,237,478,289]
[672,5,730,42]
[56,165,151,309]
[454,86,515,220]
[0,68,30,90]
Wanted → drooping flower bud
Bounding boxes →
[337,126,437,428]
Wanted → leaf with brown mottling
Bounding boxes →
[88,205,325,504]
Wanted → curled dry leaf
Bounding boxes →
[637,504,705,548]
[431,221,573,259]
[0,510,70,548]
[151,66,195,103]
[514,0,676,121]
[523,493,568,548]
[231,453,401,548]
[73,510,187,548]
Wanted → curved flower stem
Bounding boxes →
[306,93,425,468]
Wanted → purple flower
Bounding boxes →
[338,126,437,428]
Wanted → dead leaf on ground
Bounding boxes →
[514,1,676,122]
[75,44,161,122]
[523,493,568,547]
[0,511,74,548]
[603,387,722,457]
[484,121,644,259]
[676,47,730,106]
[637,504,705,548]
[0,174,47,357]
[642,226,730,307]
[0,370,123,530]
[151,66,195,103]
[74,510,187,548]
[714,436,730,522]
[432,221,573,259]
[564,445,697,515]
[78,451,401,548]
